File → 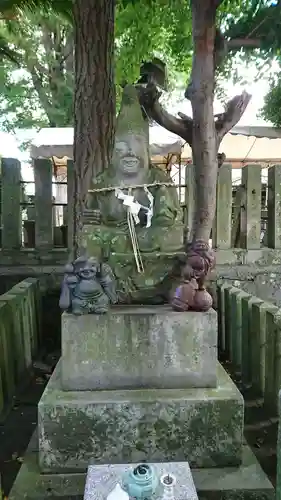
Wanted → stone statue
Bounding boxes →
[59,256,117,315]
[171,267,198,312]
[171,240,215,312]
[82,84,184,304]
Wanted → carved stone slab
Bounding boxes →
[61,306,217,391]
[84,462,198,500]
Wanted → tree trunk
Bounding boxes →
[73,0,116,256]
[189,0,218,243]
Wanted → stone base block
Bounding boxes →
[38,361,243,472]
[84,462,198,500]
[61,307,217,391]
[9,431,274,500]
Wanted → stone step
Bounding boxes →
[61,307,217,391]
[9,432,274,500]
[38,361,243,472]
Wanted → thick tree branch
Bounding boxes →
[28,65,54,125]
[137,83,192,144]
[215,91,252,140]
[228,38,261,50]
[0,42,20,65]
[137,82,250,164]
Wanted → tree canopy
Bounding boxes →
[0,10,73,130]
[221,1,281,126]
[0,0,280,133]
[262,75,281,126]
[0,1,191,131]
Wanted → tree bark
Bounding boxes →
[137,3,251,298]
[188,0,217,243]
[73,0,115,256]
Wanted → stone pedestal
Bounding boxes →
[9,304,274,499]
[38,361,243,472]
[61,307,217,391]
[38,307,244,475]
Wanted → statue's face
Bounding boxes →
[188,255,205,279]
[79,266,96,280]
[113,133,148,176]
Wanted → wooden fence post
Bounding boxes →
[1,158,22,249]
[217,282,226,355]
[264,306,280,416]
[223,283,233,360]
[34,159,53,250]
[231,186,245,248]
[240,293,257,388]
[267,164,281,248]
[250,301,275,398]
[67,160,74,253]
[0,302,16,414]
[212,164,232,249]
[240,164,261,249]
[229,288,249,376]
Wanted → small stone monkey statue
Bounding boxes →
[171,239,214,312]
[171,265,198,312]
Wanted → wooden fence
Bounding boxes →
[0,278,41,419]
[0,158,73,253]
[217,281,281,417]
[185,163,276,249]
[218,281,281,498]
[0,159,280,264]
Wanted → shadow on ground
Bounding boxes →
[0,350,60,498]
[224,360,277,488]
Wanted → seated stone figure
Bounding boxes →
[82,85,184,304]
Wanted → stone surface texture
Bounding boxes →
[38,361,243,472]
[9,431,274,500]
[84,462,198,500]
[61,307,217,391]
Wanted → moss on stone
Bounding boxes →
[38,362,243,472]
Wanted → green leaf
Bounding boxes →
[0,0,280,133]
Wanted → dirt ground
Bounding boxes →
[0,351,59,499]
[0,356,278,498]
[244,397,277,488]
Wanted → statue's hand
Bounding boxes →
[83,208,101,225]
